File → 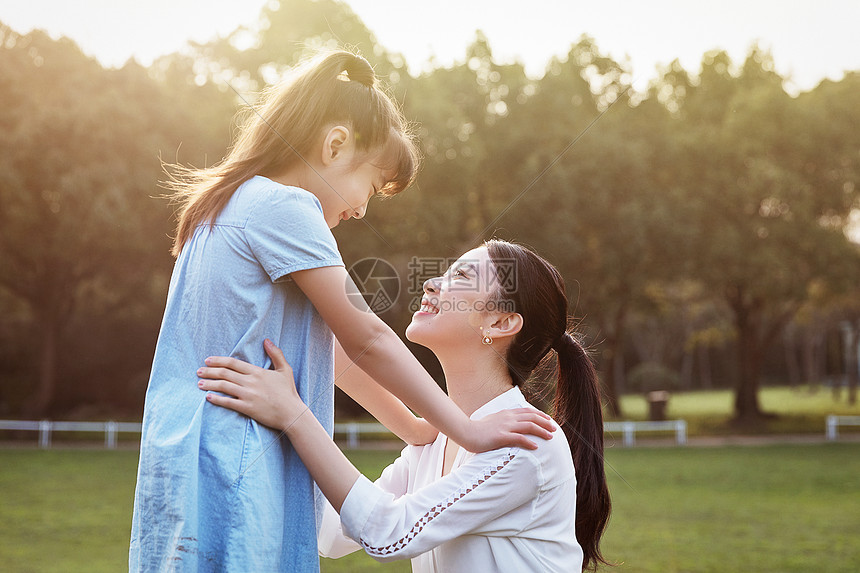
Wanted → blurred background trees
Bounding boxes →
[0,0,858,424]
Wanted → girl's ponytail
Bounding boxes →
[167,49,419,256]
[552,332,611,572]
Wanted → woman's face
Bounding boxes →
[405,246,502,351]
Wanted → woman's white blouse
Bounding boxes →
[318,387,583,572]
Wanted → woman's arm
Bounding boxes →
[333,339,437,446]
[340,448,542,562]
[319,438,413,558]
[291,265,554,453]
[198,342,544,557]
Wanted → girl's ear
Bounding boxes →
[321,125,351,165]
[488,313,523,341]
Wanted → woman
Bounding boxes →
[197,240,612,572]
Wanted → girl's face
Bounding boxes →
[310,127,390,228]
[405,247,502,351]
[317,155,388,228]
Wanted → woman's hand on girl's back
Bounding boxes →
[197,339,305,431]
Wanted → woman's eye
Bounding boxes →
[455,269,467,278]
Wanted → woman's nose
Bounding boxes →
[353,203,367,219]
[423,277,441,294]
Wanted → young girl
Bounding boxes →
[198,240,613,572]
[129,53,554,572]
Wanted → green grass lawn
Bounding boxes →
[614,384,860,436]
[2,443,858,572]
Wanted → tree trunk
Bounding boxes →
[600,303,628,418]
[601,345,622,418]
[680,346,694,390]
[801,328,823,389]
[733,320,764,421]
[726,286,766,423]
[698,344,712,389]
[613,343,626,395]
[26,280,74,418]
[783,327,801,387]
[728,290,797,423]
[30,315,59,417]
[844,321,858,406]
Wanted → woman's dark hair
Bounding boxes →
[485,239,611,572]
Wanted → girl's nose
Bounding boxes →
[354,203,367,219]
[423,277,441,294]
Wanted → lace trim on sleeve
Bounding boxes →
[359,451,516,557]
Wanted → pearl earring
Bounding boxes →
[482,332,493,345]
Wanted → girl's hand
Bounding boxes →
[197,339,306,431]
[463,408,557,452]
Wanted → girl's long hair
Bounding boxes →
[485,239,611,572]
[166,50,419,256]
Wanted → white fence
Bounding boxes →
[7,416,859,448]
[334,422,397,449]
[1,419,689,449]
[604,420,687,447]
[0,420,143,449]
[825,415,860,441]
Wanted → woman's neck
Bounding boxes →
[437,350,515,417]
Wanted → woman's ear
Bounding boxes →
[321,125,351,165]
[488,313,523,341]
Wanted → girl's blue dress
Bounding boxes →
[130,176,343,572]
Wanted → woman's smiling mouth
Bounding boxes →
[417,298,440,315]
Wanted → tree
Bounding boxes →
[664,48,860,422]
[465,38,693,417]
[182,0,403,92]
[0,25,187,415]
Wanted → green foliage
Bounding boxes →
[0,23,212,415]
[650,47,860,420]
[1,0,858,420]
[627,362,680,394]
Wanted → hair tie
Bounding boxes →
[342,54,375,88]
[551,331,569,352]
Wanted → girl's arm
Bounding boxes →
[291,265,554,453]
[334,339,438,446]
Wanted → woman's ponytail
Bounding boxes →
[553,332,611,572]
[485,239,611,571]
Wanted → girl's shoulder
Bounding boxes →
[236,176,323,211]
[219,176,325,228]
